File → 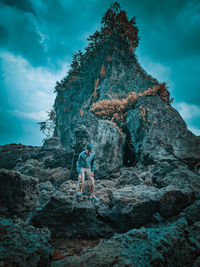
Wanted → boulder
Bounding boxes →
[0,169,38,216]
[72,120,126,178]
[51,218,200,267]
[152,160,200,197]
[92,120,125,174]
[126,96,200,167]
[14,159,70,185]
[0,217,52,267]
[0,143,40,170]
[41,137,63,150]
[30,178,195,238]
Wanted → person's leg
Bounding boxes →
[86,169,95,197]
[78,168,85,194]
[90,180,98,201]
[90,184,95,197]
[80,181,84,193]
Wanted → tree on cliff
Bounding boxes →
[87,1,139,49]
[68,1,140,75]
[37,108,56,140]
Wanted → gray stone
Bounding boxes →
[51,218,200,267]
[41,137,63,151]
[30,179,195,238]
[126,96,200,167]
[0,169,39,216]
[0,217,52,267]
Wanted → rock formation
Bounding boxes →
[1,2,200,266]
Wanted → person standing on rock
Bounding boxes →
[76,143,99,202]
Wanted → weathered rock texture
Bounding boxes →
[0,169,39,216]
[30,167,198,239]
[54,39,159,155]
[51,218,200,267]
[0,218,52,267]
[0,143,40,170]
[0,138,72,185]
[127,95,200,167]
[54,35,200,176]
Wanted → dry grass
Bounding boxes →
[91,82,169,125]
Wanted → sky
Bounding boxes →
[0,0,200,146]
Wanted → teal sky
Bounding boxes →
[0,0,200,146]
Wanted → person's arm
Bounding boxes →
[91,154,95,173]
[76,153,82,175]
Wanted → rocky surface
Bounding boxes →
[54,37,159,151]
[51,218,200,267]
[0,169,39,217]
[72,120,126,178]
[14,159,70,185]
[0,138,72,187]
[0,138,73,169]
[29,167,197,239]
[1,147,200,266]
[126,95,200,168]
[0,143,40,170]
[0,217,52,267]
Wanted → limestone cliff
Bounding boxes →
[53,6,200,176]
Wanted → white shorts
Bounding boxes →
[80,167,94,186]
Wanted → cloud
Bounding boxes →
[0,0,35,15]
[173,101,200,136]
[136,54,174,86]
[0,0,113,69]
[173,102,200,120]
[0,3,46,67]
[122,0,200,62]
[0,51,68,145]
[10,110,47,121]
[187,126,200,136]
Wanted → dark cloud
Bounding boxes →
[0,3,46,66]
[0,0,35,15]
[0,0,199,68]
[120,0,200,62]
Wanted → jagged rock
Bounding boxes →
[51,218,200,267]
[172,200,200,225]
[0,217,52,267]
[71,119,126,178]
[0,143,40,170]
[31,183,114,239]
[152,160,200,197]
[37,181,57,207]
[40,150,73,170]
[41,137,63,150]
[92,120,125,174]
[109,184,195,231]
[13,158,43,177]
[54,37,158,150]
[193,257,200,267]
[115,166,142,186]
[0,141,74,174]
[14,159,70,185]
[126,95,200,167]
[30,178,195,238]
[0,169,39,216]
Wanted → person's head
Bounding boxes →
[86,143,93,155]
